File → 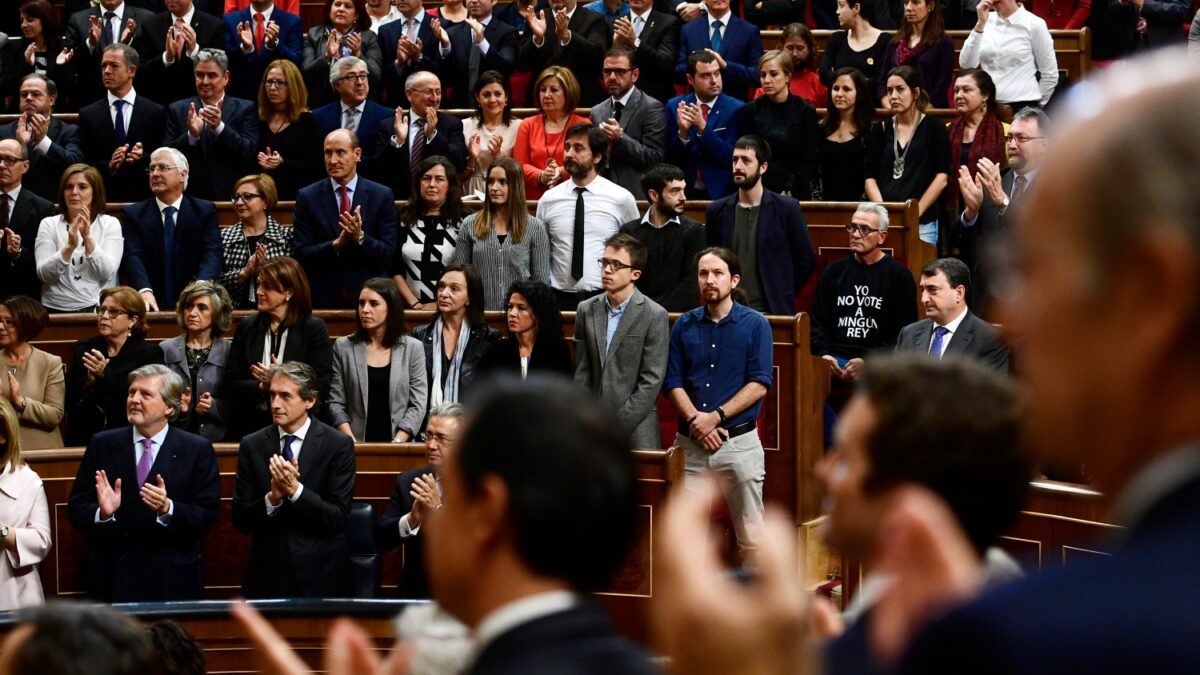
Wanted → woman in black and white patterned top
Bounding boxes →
[219,174,294,309]
[392,156,464,310]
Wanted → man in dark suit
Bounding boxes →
[223,0,305,101]
[294,129,397,309]
[77,43,167,203]
[896,257,1009,372]
[705,135,814,315]
[136,0,226,105]
[589,46,665,196]
[517,0,610,106]
[312,56,394,159]
[425,375,656,674]
[62,0,156,108]
[232,361,356,599]
[163,49,259,201]
[0,75,84,203]
[120,147,222,311]
[378,0,450,107]
[0,139,57,300]
[674,0,763,99]
[66,364,221,603]
[368,70,466,199]
[612,0,680,106]
[436,0,518,108]
[665,50,742,199]
[374,402,464,599]
[619,163,705,312]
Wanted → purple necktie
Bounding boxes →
[136,437,154,486]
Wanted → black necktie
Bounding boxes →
[572,187,586,280]
[613,101,624,122]
[103,11,117,46]
[163,205,177,301]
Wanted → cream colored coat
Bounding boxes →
[0,464,51,609]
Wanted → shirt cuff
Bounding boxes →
[94,508,115,523]
[479,38,490,54]
[398,512,420,537]
[559,32,572,46]
[962,210,979,228]
[265,492,282,515]
[533,35,544,48]
[289,484,304,502]
[213,121,226,136]
[156,499,174,526]
[439,42,451,57]
[34,136,52,155]
[186,44,201,59]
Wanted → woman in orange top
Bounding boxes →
[513,66,588,200]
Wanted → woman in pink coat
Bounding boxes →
[0,399,52,609]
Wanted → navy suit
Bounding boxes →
[0,187,56,300]
[66,426,221,603]
[896,311,1010,372]
[378,12,442,108]
[164,96,259,201]
[366,112,467,199]
[293,176,398,309]
[664,92,743,199]
[232,418,356,598]
[223,8,305,101]
[675,15,763,99]
[136,9,227,105]
[312,98,393,158]
[62,4,157,108]
[120,196,222,309]
[77,93,167,203]
[374,466,434,599]
[628,9,681,107]
[516,6,610,106]
[0,119,85,201]
[438,17,518,109]
[706,189,815,315]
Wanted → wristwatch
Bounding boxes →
[0,525,10,539]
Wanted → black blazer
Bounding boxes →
[378,11,444,108]
[952,169,1015,317]
[411,321,499,406]
[232,418,356,598]
[467,603,657,675]
[476,335,573,379]
[628,10,681,106]
[373,466,434,599]
[896,311,1010,372]
[223,312,334,439]
[65,425,220,602]
[438,17,519,109]
[2,37,75,111]
[163,95,260,201]
[62,4,157,108]
[65,335,165,446]
[119,195,222,309]
[365,112,468,199]
[0,119,85,201]
[135,9,227,105]
[77,92,167,203]
[516,6,610,106]
[0,187,56,300]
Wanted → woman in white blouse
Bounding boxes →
[34,164,123,313]
[461,71,520,199]
[0,399,51,610]
[959,0,1058,111]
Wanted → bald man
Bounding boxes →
[366,70,465,199]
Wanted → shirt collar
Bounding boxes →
[331,173,360,193]
[641,209,680,227]
[342,100,366,114]
[607,291,633,314]
[104,2,127,18]
[632,6,652,21]
[708,10,730,26]
[613,87,634,107]
[133,424,171,449]
[938,307,969,333]
[1017,167,1041,184]
[172,7,195,24]
[108,89,136,107]
[277,415,313,442]
[0,465,24,500]
[253,4,275,22]
[472,591,580,660]
[155,195,184,213]
[2,185,22,203]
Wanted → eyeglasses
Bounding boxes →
[602,67,632,76]
[96,306,129,317]
[146,163,180,175]
[0,156,25,166]
[338,72,369,83]
[264,79,289,89]
[597,258,634,272]
[232,192,263,202]
[1005,135,1045,144]
[409,87,442,97]
[845,223,882,236]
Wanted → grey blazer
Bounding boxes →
[589,88,667,197]
[895,311,1010,373]
[328,335,428,441]
[160,335,231,442]
[573,288,670,449]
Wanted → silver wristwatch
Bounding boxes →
[1,525,10,538]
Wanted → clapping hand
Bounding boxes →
[2,228,18,257]
[82,348,109,386]
[250,354,280,388]
[264,21,280,47]
[5,372,23,411]
[186,102,204,137]
[258,147,283,170]
[236,20,255,50]
[553,8,571,43]
[95,469,122,520]
[464,17,485,44]
[613,16,635,46]
[957,165,984,220]
[338,206,365,245]
[269,454,300,500]
[56,47,75,66]
[139,474,171,516]
[430,18,450,48]
[393,107,410,145]
[344,31,362,56]
[407,473,441,527]
[525,7,547,40]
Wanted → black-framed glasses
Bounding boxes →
[0,156,25,166]
[96,306,129,317]
[264,79,288,89]
[598,258,634,272]
[338,72,369,83]
[845,224,881,236]
[232,192,263,203]
[602,67,632,76]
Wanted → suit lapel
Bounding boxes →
[589,298,607,362]
[299,421,320,477]
[388,341,404,418]
[945,313,975,356]
[321,180,340,237]
[148,428,178,487]
[353,340,369,412]
[118,429,140,489]
[607,291,642,361]
[619,89,639,131]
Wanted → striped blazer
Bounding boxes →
[450,211,551,311]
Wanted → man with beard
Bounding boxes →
[619,163,705,311]
[0,75,84,201]
[588,46,665,196]
[534,122,639,310]
[665,246,773,559]
[705,135,814,315]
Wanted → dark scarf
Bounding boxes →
[949,110,1008,178]
[895,38,929,66]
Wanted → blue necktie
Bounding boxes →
[282,434,296,462]
[929,325,949,359]
[162,205,177,302]
[710,19,723,52]
[103,11,117,46]
[113,99,127,145]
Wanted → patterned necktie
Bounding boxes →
[710,19,723,51]
[282,434,296,462]
[163,205,177,301]
[929,325,949,359]
[633,15,644,38]
[113,99,127,145]
[1010,174,1028,207]
[254,12,265,52]
[410,118,426,175]
[572,186,586,280]
[136,437,155,486]
[343,106,359,133]
[103,11,117,46]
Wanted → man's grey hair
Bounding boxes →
[1012,107,1050,137]
[267,361,321,402]
[428,402,466,420]
[103,42,139,69]
[195,48,229,73]
[151,147,190,190]
[330,56,366,86]
[855,202,890,232]
[405,69,439,92]
[129,364,185,421]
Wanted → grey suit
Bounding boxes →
[589,88,666,197]
[160,335,231,442]
[896,311,1010,372]
[573,288,669,449]
[328,335,428,441]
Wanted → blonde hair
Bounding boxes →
[0,399,25,470]
[535,66,580,115]
[258,60,309,123]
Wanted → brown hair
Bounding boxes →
[99,286,148,337]
[758,49,794,79]
[234,174,279,211]
[174,281,234,337]
[57,164,106,219]
[0,295,49,342]
[535,66,580,115]
[257,60,309,123]
[256,257,312,329]
[473,157,529,243]
[779,22,817,71]
[324,0,371,32]
[893,0,945,48]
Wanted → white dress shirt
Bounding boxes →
[369,5,403,32]
[241,4,275,52]
[34,213,124,311]
[87,2,127,50]
[927,306,969,357]
[265,416,312,513]
[708,9,731,40]
[959,5,1059,105]
[107,89,137,128]
[162,7,202,64]
[631,7,652,43]
[535,175,640,292]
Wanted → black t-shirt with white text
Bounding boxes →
[809,254,918,358]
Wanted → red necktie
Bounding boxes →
[339,185,351,213]
[701,103,711,120]
[254,13,265,52]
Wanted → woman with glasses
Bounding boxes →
[160,282,234,442]
[462,71,519,199]
[0,398,52,610]
[411,264,497,410]
[819,67,875,202]
[452,157,550,311]
[477,279,572,379]
[513,66,588,199]
[329,278,427,443]
[33,164,123,313]
[393,156,464,311]
[0,296,63,450]
[219,174,294,309]
[302,0,382,105]
[740,50,821,199]
[256,60,323,201]
[224,257,332,439]
[65,287,164,445]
